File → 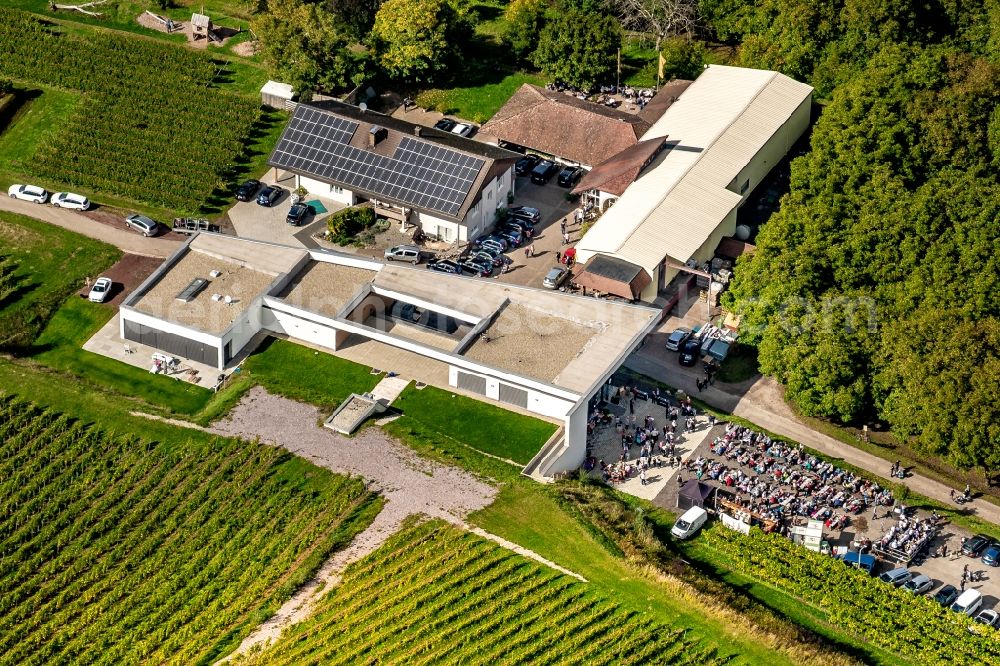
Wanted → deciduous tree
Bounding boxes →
[532,9,622,89]
[369,0,466,82]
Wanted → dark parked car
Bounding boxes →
[679,338,702,366]
[515,154,541,176]
[981,542,1000,566]
[557,165,584,187]
[427,259,460,274]
[286,203,310,226]
[235,179,261,202]
[494,226,523,247]
[256,185,282,207]
[530,160,560,185]
[499,222,531,240]
[963,534,992,557]
[500,218,533,236]
[934,584,959,607]
[434,118,457,132]
[473,234,508,251]
[471,250,502,267]
[508,206,541,224]
[459,259,492,277]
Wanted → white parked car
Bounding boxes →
[451,123,475,137]
[88,277,113,303]
[51,192,91,211]
[7,184,48,204]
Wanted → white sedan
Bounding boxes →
[7,184,48,204]
[51,192,91,211]
[88,277,113,303]
[451,123,475,137]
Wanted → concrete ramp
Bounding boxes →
[325,394,388,434]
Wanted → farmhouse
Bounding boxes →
[120,234,660,477]
[269,101,519,244]
[477,83,652,168]
[573,65,813,302]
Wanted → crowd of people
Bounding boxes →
[589,387,707,486]
[875,512,939,561]
[690,423,895,532]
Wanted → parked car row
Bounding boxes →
[513,154,584,187]
[876,564,998,627]
[9,184,91,210]
[433,118,475,137]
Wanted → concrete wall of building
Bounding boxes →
[446,366,575,421]
[220,297,265,365]
[728,95,811,205]
[119,307,225,368]
[297,175,356,206]
[543,400,589,475]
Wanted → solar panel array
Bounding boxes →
[270,106,485,218]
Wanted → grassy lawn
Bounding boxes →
[416,72,547,124]
[0,211,120,345]
[0,86,80,184]
[4,0,254,42]
[390,384,556,465]
[621,40,660,88]
[240,338,381,410]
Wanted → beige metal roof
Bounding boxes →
[575,66,812,273]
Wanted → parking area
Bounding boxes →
[226,170,341,248]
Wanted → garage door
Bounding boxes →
[498,383,528,409]
[123,320,219,367]
[456,371,487,395]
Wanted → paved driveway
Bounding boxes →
[227,171,341,248]
[488,175,576,289]
[0,196,182,258]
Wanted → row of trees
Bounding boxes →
[253,0,707,93]
[714,0,1000,478]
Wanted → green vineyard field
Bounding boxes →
[239,520,728,666]
[698,524,1000,663]
[0,395,380,665]
[0,9,260,212]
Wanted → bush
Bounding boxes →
[326,206,376,245]
[0,78,12,96]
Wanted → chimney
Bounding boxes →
[369,125,387,147]
[414,126,422,137]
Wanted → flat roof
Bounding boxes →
[130,236,659,395]
[134,250,273,334]
[278,261,377,318]
[463,302,602,385]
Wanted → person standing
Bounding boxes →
[562,230,570,245]
[640,469,647,486]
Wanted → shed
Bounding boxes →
[790,519,825,552]
[191,13,212,39]
[571,254,650,300]
[677,479,715,510]
[260,81,295,110]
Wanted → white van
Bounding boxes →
[671,506,708,540]
[951,589,983,616]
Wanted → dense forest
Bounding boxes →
[710,0,1000,477]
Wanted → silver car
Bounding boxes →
[384,245,421,264]
[542,266,570,289]
[665,327,692,351]
[125,214,158,237]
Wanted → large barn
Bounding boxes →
[573,65,813,302]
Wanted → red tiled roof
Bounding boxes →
[572,137,667,196]
[479,85,649,166]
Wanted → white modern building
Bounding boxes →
[269,102,520,244]
[574,65,813,302]
[120,233,659,477]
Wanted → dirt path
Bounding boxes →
[0,196,182,258]
[625,349,1000,528]
[210,387,585,660]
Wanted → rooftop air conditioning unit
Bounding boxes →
[210,269,222,278]
[211,293,222,302]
